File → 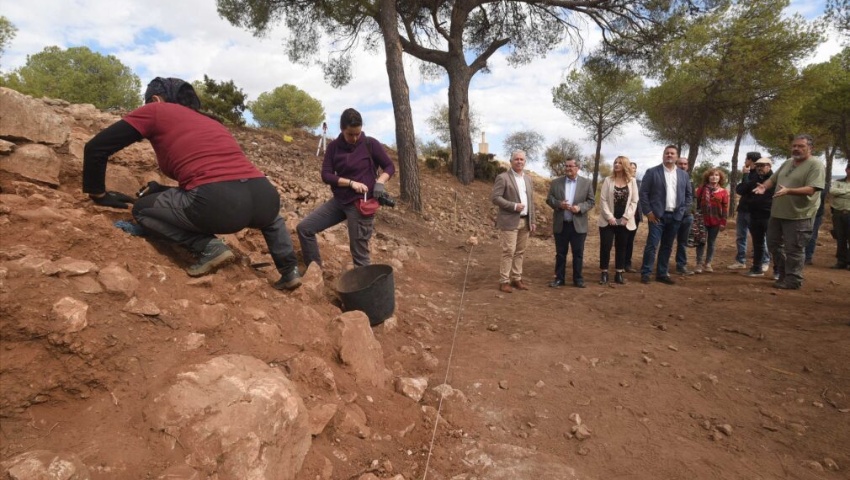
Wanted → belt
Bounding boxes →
[520,215,528,218]
[835,209,850,215]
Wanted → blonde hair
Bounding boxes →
[613,156,633,183]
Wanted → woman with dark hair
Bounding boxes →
[693,168,729,273]
[82,77,302,290]
[297,108,395,268]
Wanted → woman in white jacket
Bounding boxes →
[597,156,640,285]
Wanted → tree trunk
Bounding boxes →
[377,1,421,211]
[447,64,474,185]
[728,121,745,213]
[592,128,603,190]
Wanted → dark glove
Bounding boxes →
[137,181,169,197]
[91,191,135,209]
[373,182,386,196]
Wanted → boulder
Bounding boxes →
[0,88,70,145]
[97,264,139,297]
[0,144,62,187]
[146,355,311,480]
[1,449,91,479]
[328,311,390,388]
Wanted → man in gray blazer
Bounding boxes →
[491,150,537,293]
[546,158,595,288]
[639,145,694,284]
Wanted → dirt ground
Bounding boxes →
[1,121,848,479]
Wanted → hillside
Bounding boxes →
[1,87,849,480]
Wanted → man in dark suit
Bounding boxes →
[491,150,537,293]
[639,145,693,284]
[546,158,595,288]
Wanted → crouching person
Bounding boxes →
[82,77,302,290]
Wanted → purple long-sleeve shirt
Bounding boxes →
[322,132,396,205]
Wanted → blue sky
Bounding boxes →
[1,0,845,176]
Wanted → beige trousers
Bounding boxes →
[499,218,529,283]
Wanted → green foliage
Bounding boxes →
[825,0,850,34]
[2,46,141,109]
[692,160,732,187]
[473,153,505,182]
[0,16,16,68]
[418,139,450,171]
[192,75,247,126]
[426,102,481,145]
[580,154,611,180]
[248,84,325,130]
[502,130,546,162]
[544,138,582,178]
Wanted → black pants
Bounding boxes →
[835,211,850,266]
[599,225,629,271]
[132,177,297,274]
[625,221,640,268]
[749,215,770,270]
[554,221,586,283]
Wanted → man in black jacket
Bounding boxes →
[736,157,775,277]
[729,152,770,271]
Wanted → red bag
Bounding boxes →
[355,198,380,216]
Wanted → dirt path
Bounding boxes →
[418,228,849,479]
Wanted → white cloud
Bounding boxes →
[3,0,845,178]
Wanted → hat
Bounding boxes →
[754,157,772,165]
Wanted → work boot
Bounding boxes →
[186,239,235,277]
[274,267,302,291]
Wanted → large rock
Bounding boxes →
[97,264,139,297]
[0,88,70,145]
[0,144,62,187]
[328,311,390,388]
[147,355,311,480]
[1,449,91,479]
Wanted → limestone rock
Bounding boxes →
[146,355,311,480]
[51,297,89,333]
[286,353,337,394]
[328,311,390,388]
[0,139,14,154]
[308,403,339,436]
[1,449,91,479]
[123,297,161,316]
[395,377,428,402]
[1,144,62,187]
[16,205,66,222]
[0,88,70,145]
[156,463,202,479]
[294,262,324,301]
[97,264,139,297]
[52,257,98,276]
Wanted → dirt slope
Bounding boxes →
[1,108,849,479]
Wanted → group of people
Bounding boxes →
[493,135,847,292]
[83,77,394,291]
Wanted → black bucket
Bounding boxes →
[337,264,395,326]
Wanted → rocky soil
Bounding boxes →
[1,87,848,480]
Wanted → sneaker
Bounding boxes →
[694,265,703,274]
[186,239,235,277]
[761,263,770,273]
[727,262,747,270]
[703,263,714,272]
[273,267,303,290]
[640,275,651,284]
[744,269,764,277]
[677,267,695,276]
[772,272,781,281]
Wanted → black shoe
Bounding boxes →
[615,272,626,284]
[573,280,586,288]
[640,275,651,284]
[273,267,302,291]
[599,272,609,285]
[548,279,565,288]
[187,239,235,277]
[774,281,800,290]
[831,263,849,269]
[656,276,675,285]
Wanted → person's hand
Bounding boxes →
[514,203,526,212]
[91,191,134,209]
[560,200,569,210]
[608,218,617,226]
[720,224,726,231]
[646,212,659,224]
[530,223,537,233]
[373,182,386,196]
[742,164,751,174]
[350,181,368,194]
[752,183,766,195]
[571,205,580,213]
[137,181,168,197]
[773,185,788,198]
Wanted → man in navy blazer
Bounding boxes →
[638,145,694,284]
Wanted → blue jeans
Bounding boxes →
[736,210,769,265]
[676,214,694,270]
[805,214,823,261]
[641,212,680,278]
